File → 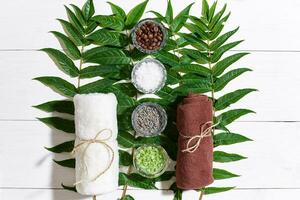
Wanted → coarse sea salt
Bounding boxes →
[132,58,166,93]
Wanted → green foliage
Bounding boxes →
[125,0,149,29]
[45,140,75,153]
[33,100,74,114]
[35,0,255,199]
[203,186,235,195]
[37,117,75,133]
[40,48,79,77]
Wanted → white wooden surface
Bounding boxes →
[0,0,300,200]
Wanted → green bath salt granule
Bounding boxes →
[134,145,168,178]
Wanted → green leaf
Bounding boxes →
[82,0,95,20]
[210,11,231,39]
[119,150,132,166]
[208,1,218,22]
[78,78,116,94]
[172,64,211,77]
[61,183,77,192]
[204,186,235,195]
[107,2,126,20]
[54,158,75,168]
[209,4,227,30]
[201,0,209,20]
[125,0,149,29]
[92,15,124,31]
[165,0,173,24]
[120,195,135,200]
[215,88,257,111]
[212,53,249,76]
[171,3,194,32]
[214,151,246,163]
[214,132,252,147]
[33,77,77,97]
[45,140,75,153]
[148,11,165,22]
[212,40,244,63]
[85,21,97,34]
[153,171,175,182]
[50,31,81,60]
[188,16,209,32]
[178,48,208,64]
[217,108,255,126]
[170,183,182,200]
[177,33,208,51]
[153,50,180,66]
[64,6,84,35]
[40,48,79,77]
[156,86,177,103]
[57,19,84,46]
[117,131,135,148]
[119,172,157,189]
[70,4,86,26]
[83,47,131,65]
[80,65,121,79]
[210,27,239,50]
[87,29,128,47]
[166,70,181,85]
[175,82,211,95]
[213,168,239,180]
[110,86,137,115]
[33,100,74,115]
[38,117,75,133]
[180,74,211,85]
[184,22,208,40]
[214,68,252,92]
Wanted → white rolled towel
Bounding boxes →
[73,93,119,195]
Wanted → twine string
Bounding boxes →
[72,128,115,185]
[180,121,218,153]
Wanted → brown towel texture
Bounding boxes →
[176,93,214,189]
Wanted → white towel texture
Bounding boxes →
[74,93,119,195]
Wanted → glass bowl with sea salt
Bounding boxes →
[131,102,167,137]
[131,58,167,94]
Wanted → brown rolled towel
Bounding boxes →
[176,93,214,189]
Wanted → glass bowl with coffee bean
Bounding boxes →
[131,102,167,137]
[131,18,168,54]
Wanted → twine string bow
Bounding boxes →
[180,121,217,153]
[72,128,115,185]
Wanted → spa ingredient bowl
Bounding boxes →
[131,58,167,94]
[131,102,167,137]
[133,145,169,178]
[131,18,168,54]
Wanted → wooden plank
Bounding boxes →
[0,121,299,189]
[0,0,300,50]
[0,51,299,121]
[1,188,300,200]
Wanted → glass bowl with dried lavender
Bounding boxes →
[133,144,170,178]
[131,18,168,54]
[131,102,167,137]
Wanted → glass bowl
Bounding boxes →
[133,144,170,178]
[131,102,168,137]
[131,58,167,94]
[131,18,168,54]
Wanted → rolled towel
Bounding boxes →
[73,93,119,195]
[176,93,214,189]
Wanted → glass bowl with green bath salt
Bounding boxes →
[133,145,169,178]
